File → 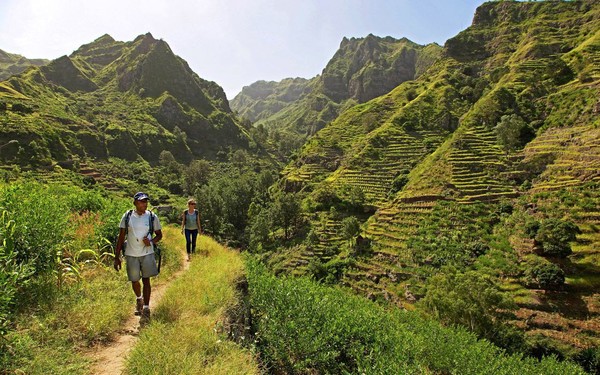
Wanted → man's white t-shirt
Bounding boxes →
[119,210,162,257]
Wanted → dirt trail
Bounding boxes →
[87,259,190,375]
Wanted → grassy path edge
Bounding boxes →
[85,227,191,374]
[124,234,260,374]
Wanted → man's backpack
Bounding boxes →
[120,210,162,273]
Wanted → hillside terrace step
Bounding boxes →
[579,213,600,221]
[447,155,501,162]
[458,191,520,202]
[457,187,513,195]
[374,230,410,242]
[371,250,405,264]
[451,172,487,179]
[372,238,409,251]
[451,159,506,167]
[392,207,434,214]
[530,181,582,192]
[353,263,391,276]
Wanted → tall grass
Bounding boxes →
[246,258,585,374]
[0,180,183,373]
[126,235,259,374]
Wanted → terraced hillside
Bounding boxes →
[266,0,600,352]
[505,122,600,350]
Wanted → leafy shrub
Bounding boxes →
[0,183,70,274]
[524,218,541,238]
[0,214,34,339]
[312,188,340,211]
[0,181,129,360]
[535,218,580,258]
[524,257,565,290]
[308,257,354,284]
[572,347,600,374]
[340,216,360,242]
[390,173,409,194]
[407,201,495,269]
[495,114,533,152]
[421,267,516,340]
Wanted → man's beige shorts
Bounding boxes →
[125,254,158,282]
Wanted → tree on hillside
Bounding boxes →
[255,170,275,204]
[341,216,360,245]
[495,114,532,152]
[248,207,271,252]
[421,267,516,342]
[183,159,211,194]
[197,183,225,236]
[272,192,301,240]
[524,256,565,290]
[534,218,580,258]
[347,185,366,210]
[157,150,184,193]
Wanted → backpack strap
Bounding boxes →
[148,211,155,235]
[124,210,133,233]
[121,210,133,256]
[148,211,162,273]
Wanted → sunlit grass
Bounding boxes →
[566,274,600,290]
[2,225,183,374]
[6,268,131,374]
[126,235,259,374]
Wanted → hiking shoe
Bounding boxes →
[142,307,151,319]
[135,298,143,316]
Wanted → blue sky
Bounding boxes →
[0,0,485,99]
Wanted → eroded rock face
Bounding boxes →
[321,35,440,103]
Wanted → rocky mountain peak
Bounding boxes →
[321,35,439,103]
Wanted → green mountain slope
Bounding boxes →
[0,33,254,167]
[0,49,48,81]
[272,0,600,352]
[231,35,442,138]
[230,77,313,123]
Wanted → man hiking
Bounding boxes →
[114,192,163,319]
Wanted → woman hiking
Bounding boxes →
[181,199,202,261]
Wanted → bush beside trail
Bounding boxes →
[246,259,585,374]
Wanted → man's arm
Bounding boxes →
[152,229,163,244]
[114,228,126,270]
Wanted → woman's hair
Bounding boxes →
[187,199,196,205]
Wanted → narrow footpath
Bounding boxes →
[87,244,189,374]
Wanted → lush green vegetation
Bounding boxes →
[126,233,259,374]
[246,259,584,374]
[1,1,599,373]
[0,180,182,373]
[0,49,48,81]
[0,33,258,171]
[231,35,443,160]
